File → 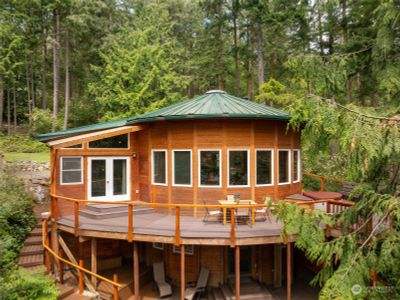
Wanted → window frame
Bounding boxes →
[60,156,83,185]
[88,134,130,149]
[227,148,250,188]
[278,149,291,185]
[198,149,222,188]
[255,148,274,187]
[172,149,193,187]
[151,149,168,186]
[293,149,301,183]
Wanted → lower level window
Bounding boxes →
[228,150,249,186]
[278,150,290,184]
[61,157,82,184]
[173,150,192,186]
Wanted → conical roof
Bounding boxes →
[37,90,290,142]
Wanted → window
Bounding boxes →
[278,150,291,184]
[172,245,194,255]
[228,150,249,187]
[89,134,129,149]
[256,149,273,186]
[63,144,82,149]
[61,157,83,184]
[293,150,301,182]
[152,150,167,185]
[173,150,192,186]
[152,242,164,250]
[199,150,221,187]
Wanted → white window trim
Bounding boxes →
[227,149,250,188]
[198,149,222,188]
[88,133,130,149]
[87,156,131,201]
[151,149,168,186]
[278,149,291,185]
[293,149,301,183]
[255,149,274,187]
[60,156,83,185]
[172,149,192,187]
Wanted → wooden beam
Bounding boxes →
[133,242,139,300]
[91,238,97,288]
[287,243,292,300]
[235,246,240,300]
[180,244,185,300]
[49,125,147,149]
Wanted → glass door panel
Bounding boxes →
[91,159,106,197]
[113,159,127,196]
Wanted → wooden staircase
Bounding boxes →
[79,202,154,220]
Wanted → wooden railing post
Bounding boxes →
[175,206,181,245]
[320,177,325,191]
[113,274,119,300]
[128,203,133,242]
[59,249,64,284]
[230,208,236,246]
[44,220,51,274]
[74,202,79,237]
[79,259,84,294]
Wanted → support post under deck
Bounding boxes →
[181,244,185,300]
[287,242,292,300]
[133,242,139,300]
[235,246,240,300]
[91,238,97,287]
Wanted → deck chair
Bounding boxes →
[235,200,251,225]
[153,262,172,298]
[184,267,209,300]
[255,197,273,222]
[202,199,222,222]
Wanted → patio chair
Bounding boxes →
[235,200,251,225]
[153,262,172,298]
[255,197,273,222]
[184,267,210,300]
[202,199,223,222]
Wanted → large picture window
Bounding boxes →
[152,150,167,185]
[293,150,301,182]
[61,157,83,184]
[278,150,291,184]
[256,149,273,186]
[228,150,249,187]
[199,150,221,187]
[89,134,129,149]
[173,150,192,186]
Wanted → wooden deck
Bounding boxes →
[57,212,289,245]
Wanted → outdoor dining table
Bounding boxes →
[218,200,258,225]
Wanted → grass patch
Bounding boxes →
[4,152,50,162]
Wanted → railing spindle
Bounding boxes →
[128,203,133,242]
[230,208,236,246]
[74,202,79,237]
[175,206,180,245]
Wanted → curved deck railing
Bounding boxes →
[303,172,345,191]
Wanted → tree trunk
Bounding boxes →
[41,33,47,109]
[232,0,240,96]
[256,22,264,89]
[13,85,17,132]
[0,77,3,129]
[341,0,348,44]
[52,8,60,123]
[26,62,32,119]
[247,24,254,99]
[7,89,10,135]
[64,30,70,130]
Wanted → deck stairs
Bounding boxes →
[79,202,154,219]
[214,277,277,300]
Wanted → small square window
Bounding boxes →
[61,157,83,184]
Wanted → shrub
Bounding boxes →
[0,268,58,300]
[0,135,49,153]
[28,108,62,136]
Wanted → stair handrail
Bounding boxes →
[42,217,123,299]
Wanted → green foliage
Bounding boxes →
[0,134,49,153]
[274,187,400,299]
[256,78,297,106]
[0,174,36,275]
[0,268,58,300]
[28,108,63,136]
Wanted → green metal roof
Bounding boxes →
[37,90,290,142]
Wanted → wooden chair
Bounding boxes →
[202,199,223,222]
[184,267,210,300]
[153,262,172,298]
[255,197,272,222]
[235,200,251,225]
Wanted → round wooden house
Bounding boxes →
[39,90,302,300]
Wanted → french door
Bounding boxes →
[88,157,130,201]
